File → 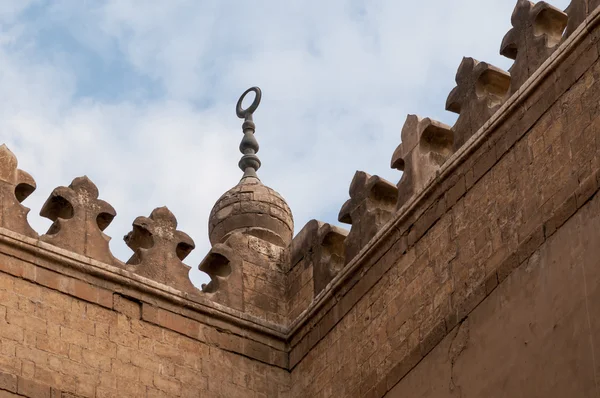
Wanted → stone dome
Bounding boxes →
[208,176,294,247]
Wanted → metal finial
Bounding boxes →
[236,87,262,179]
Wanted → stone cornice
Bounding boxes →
[0,227,287,340]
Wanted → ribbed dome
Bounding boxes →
[208,176,293,247]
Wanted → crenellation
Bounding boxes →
[123,206,199,297]
[199,240,243,311]
[0,2,598,396]
[39,176,120,267]
[501,0,568,94]
[288,219,348,302]
[391,115,454,208]
[338,171,398,264]
[313,223,347,294]
[0,145,37,239]
[446,57,511,151]
[204,231,289,324]
[565,0,600,37]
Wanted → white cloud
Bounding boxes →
[0,0,573,286]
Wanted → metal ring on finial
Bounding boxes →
[236,87,262,119]
[237,87,262,179]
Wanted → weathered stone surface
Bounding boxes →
[501,0,568,94]
[290,14,600,397]
[209,176,293,248]
[338,171,398,264]
[565,0,600,37]
[389,192,600,397]
[199,239,243,310]
[290,219,348,296]
[0,3,599,397]
[0,145,37,238]
[124,206,198,295]
[0,255,289,398]
[312,223,347,294]
[228,232,289,324]
[446,57,511,150]
[40,176,118,265]
[391,115,454,208]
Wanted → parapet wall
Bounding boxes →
[0,227,290,397]
[288,2,600,396]
[0,0,598,397]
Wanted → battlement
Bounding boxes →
[0,1,599,397]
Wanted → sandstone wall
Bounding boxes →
[288,10,600,398]
[0,240,289,398]
[0,2,598,398]
[388,182,600,397]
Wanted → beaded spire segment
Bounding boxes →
[209,86,294,248]
[236,87,262,179]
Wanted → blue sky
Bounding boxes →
[0,0,572,286]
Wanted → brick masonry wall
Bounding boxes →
[286,257,314,322]
[0,264,289,398]
[235,236,289,326]
[0,7,599,398]
[388,182,600,396]
[288,15,600,398]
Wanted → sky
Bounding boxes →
[0,0,572,287]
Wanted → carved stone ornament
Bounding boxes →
[290,220,348,295]
[501,0,568,94]
[199,242,243,310]
[391,115,454,208]
[338,171,398,264]
[565,0,600,37]
[446,57,511,151]
[0,145,37,237]
[40,176,118,265]
[124,207,198,295]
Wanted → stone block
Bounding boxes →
[40,176,119,266]
[124,207,199,296]
[391,115,454,208]
[339,171,398,264]
[502,0,568,95]
[446,57,510,150]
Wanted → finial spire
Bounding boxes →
[236,87,262,179]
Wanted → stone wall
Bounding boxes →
[388,187,600,397]
[0,240,289,398]
[0,1,598,397]
[288,5,600,397]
